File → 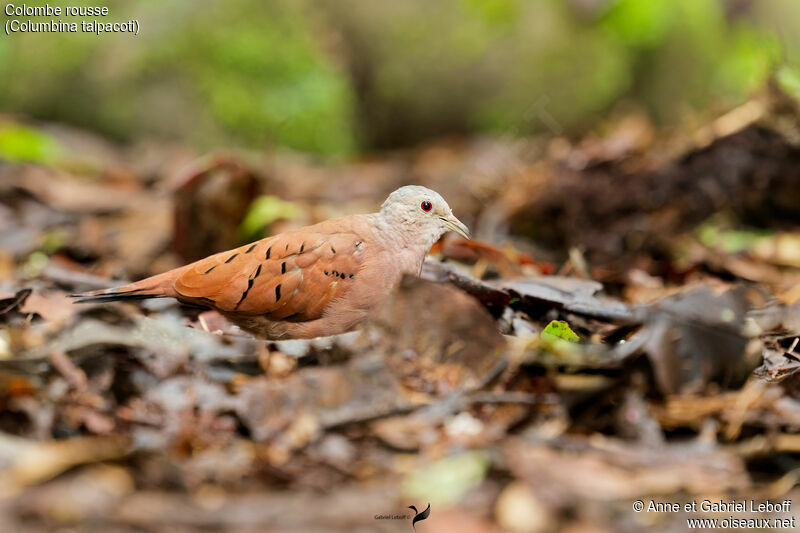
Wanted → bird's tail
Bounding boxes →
[70,268,183,304]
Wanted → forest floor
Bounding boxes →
[1,91,799,532]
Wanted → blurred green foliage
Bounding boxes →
[404,450,490,506]
[239,195,300,241]
[0,123,61,162]
[697,217,772,254]
[0,0,356,155]
[601,0,783,122]
[325,0,793,145]
[0,0,797,153]
[777,65,800,100]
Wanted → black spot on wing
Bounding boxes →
[245,243,257,254]
[235,279,254,309]
[205,266,217,274]
[275,284,282,302]
[266,247,271,259]
[234,264,262,309]
[225,253,238,264]
[281,262,286,274]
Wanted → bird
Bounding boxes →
[72,185,470,340]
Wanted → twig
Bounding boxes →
[42,264,119,291]
[47,349,87,391]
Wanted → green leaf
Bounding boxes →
[239,195,299,240]
[540,320,581,343]
[696,219,771,254]
[404,450,490,506]
[0,124,60,163]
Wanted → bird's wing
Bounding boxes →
[173,230,367,321]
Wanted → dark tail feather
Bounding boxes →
[70,287,164,304]
[70,268,184,305]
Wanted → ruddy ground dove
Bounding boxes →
[72,186,470,339]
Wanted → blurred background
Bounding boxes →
[2,1,800,532]
[1,0,799,155]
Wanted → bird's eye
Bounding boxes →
[421,201,432,212]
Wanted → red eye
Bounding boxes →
[421,201,432,212]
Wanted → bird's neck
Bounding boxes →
[371,212,441,262]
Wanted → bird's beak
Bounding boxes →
[440,214,471,239]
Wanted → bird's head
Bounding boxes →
[380,185,470,245]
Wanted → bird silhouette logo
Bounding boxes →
[408,503,430,531]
